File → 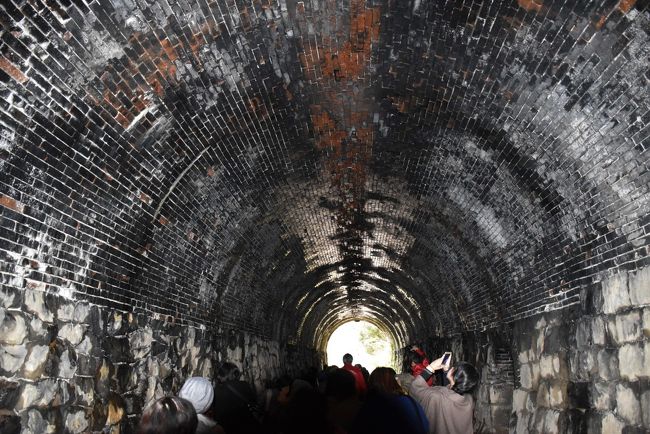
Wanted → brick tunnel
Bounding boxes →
[0,0,649,432]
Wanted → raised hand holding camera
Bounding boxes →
[425,352,452,372]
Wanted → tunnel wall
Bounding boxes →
[508,266,650,434]
[0,286,321,434]
[408,265,650,434]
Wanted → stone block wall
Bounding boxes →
[510,266,650,433]
[0,286,321,434]
[511,311,574,433]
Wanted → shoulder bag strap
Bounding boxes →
[224,383,250,404]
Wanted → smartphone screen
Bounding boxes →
[441,352,451,365]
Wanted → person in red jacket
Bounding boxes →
[342,353,367,396]
[409,346,434,386]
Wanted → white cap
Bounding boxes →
[179,377,214,414]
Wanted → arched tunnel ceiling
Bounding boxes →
[0,0,649,348]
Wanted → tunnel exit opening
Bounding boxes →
[325,320,396,373]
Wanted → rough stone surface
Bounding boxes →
[490,405,510,433]
[510,305,649,434]
[129,328,154,359]
[536,383,550,408]
[601,413,625,434]
[575,320,591,349]
[611,311,642,344]
[645,341,650,377]
[548,381,567,409]
[570,349,598,381]
[0,287,21,309]
[57,304,76,323]
[57,350,76,379]
[513,413,531,433]
[602,273,631,315]
[641,391,650,429]
[23,291,53,323]
[58,324,85,346]
[22,345,50,380]
[520,363,540,390]
[567,381,589,410]
[543,410,561,434]
[0,344,28,374]
[65,410,89,434]
[16,380,58,410]
[592,382,613,411]
[25,410,53,434]
[513,389,533,413]
[592,317,606,346]
[28,318,47,339]
[598,349,620,381]
[618,344,644,381]
[489,384,511,405]
[1,291,319,433]
[75,336,93,355]
[518,350,529,365]
[0,310,27,345]
[616,384,641,426]
[0,378,20,409]
[629,267,650,306]
[540,355,559,379]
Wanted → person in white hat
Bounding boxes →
[179,377,225,434]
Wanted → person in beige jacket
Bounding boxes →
[409,355,480,434]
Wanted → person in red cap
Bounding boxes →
[341,353,367,396]
[409,346,434,386]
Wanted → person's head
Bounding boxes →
[217,362,241,382]
[288,379,313,401]
[408,349,425,368]
[299,366,319,388]
[272,374,293,390]
[137,396,197,434]
[447,362,480,395]
[325,368,356,401]
[342,353,353,364]
[368,367,403,395]
[284,387,329,434]
[178,377,214,415]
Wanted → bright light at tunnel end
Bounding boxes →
[325,320,395,373]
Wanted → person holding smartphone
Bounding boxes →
[408,353,480,434]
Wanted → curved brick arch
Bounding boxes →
[0,1,649,433]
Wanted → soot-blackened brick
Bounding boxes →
[0,0,647,395]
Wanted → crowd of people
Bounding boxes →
[136,347,479,434]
